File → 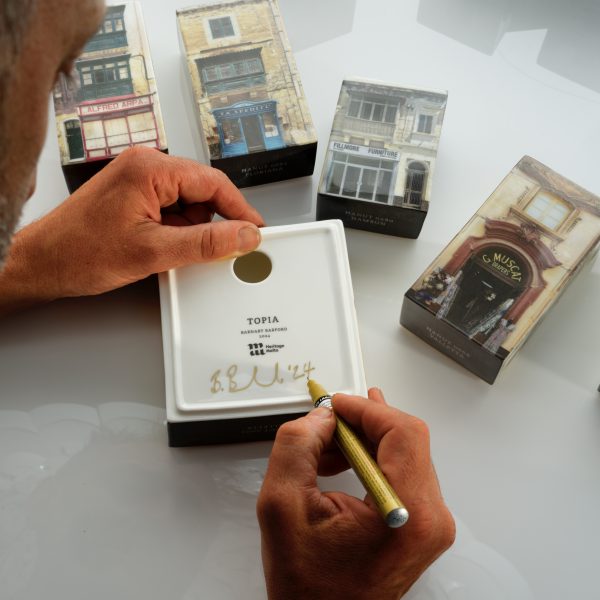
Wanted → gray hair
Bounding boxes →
[0,1,37,268]
[0,0,37,117]
[0,0,37,55]
[0,0,37,124]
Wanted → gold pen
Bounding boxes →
[307,379,409,528]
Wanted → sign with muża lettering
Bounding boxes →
[476,247,524,283]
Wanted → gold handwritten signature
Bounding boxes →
[210,362,316,394]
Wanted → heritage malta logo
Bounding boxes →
[249,343,265,356]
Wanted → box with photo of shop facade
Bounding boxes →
[52,2,168,192]
[317,78,447,238]
[400,156,600,383]
[177,0,318,188]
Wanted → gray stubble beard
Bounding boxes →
[0,190,23,270]
[0,0,37,270]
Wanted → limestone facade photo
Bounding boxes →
[319,79,447,211]
[177,0,316,162]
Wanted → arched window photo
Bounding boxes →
[404,161,428,207]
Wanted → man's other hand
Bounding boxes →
[0,147,264,312]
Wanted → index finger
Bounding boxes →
[331,393,427,452]
[120,149,264,225]
[167,156,265,226]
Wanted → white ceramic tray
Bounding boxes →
[159,220,366,428]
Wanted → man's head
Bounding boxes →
[0,0,105,265]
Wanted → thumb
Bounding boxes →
[151,220,261,270]
[265,408,335,490]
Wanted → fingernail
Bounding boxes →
[237,226,260,252]
[309,406,332,421]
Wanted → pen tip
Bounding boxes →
[307,379,328,403]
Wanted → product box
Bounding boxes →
[401,156,600,383]
[317,78,447,238]
[176,0,318,188]
[52,2,168,192]
[159,221,366,446]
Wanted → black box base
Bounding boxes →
[168,411,308,446]
[62,148,169,194]
[400,291,506,384]
[211,143,317,189]
[317,193,426,238]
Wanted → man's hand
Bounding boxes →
[257,389,455,600]
[0,147,264,314]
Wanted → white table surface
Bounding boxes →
[2,1,600,598]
